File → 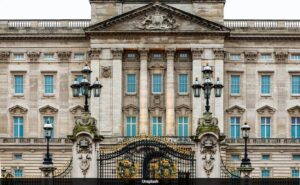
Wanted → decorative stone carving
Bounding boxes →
[166,48,176,60]
[76,137,92,177]
[149,106,165,117]
[287,106,300,115]
[79,154,91,177]
[275,51,288,63]
[196,112,219,136]
[101,66,112,78]
[136,9,179,30]
[175,105,192,117]
[153,95,161,106]
[149,63,165,70]
[27,52,40,62]
[39,105,58,114]
[88,48,101,60]
[8,105,28,114]
[200,136,217,177]
[57,51,72,62]
[213,49,225,60]
[70,105,85,115]
[122,104,139,116]
[111,48,123,60]
[226,105,246,114]
[139,48,149,61]
[0,52,10,62]
[256,105,276,115]
[71,113,98,137]
[244,51,258,63]
[191,48,204,60]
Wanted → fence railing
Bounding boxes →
[0,137,72,144]
[224,19,300,29]
[0,19,91,28]
[226,138,300,144]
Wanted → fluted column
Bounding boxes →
[166,48,176,136]
[139,49,149,135]
[191,48,203,135]
[111,48,123,136]
[89,48,101,129]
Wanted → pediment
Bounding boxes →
[175,104,192,116]
[85,2,229,34]
[225,105,245,114]
[9,105,28,114]
[287,105,300,115]
[256,105,276,115]
[39,105,58,114]
[70,105,85,114]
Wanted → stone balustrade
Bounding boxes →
[0,137,72,144]
[226,138,300,144]
[224,19,300,29]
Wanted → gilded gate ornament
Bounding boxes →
[117,156,138,178]
[157,158,176,178]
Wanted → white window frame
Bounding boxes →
[14,75,24,96]
[260,53,272,61]
[126,74,137,94]
[230,54,241,61]
[152,74,163,94]
[43,53,55,61]
[289,54,300,61]
[178,74,189,95]
[291,75,300,96]
[13,53,25,61]
[74,53,85,60]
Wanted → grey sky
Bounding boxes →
[0,0,299,20]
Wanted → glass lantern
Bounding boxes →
[202,64,213,79]
[203,78,213,98]
[92,78,102,97]
[214,77,224,97]
[241,123,250,139]
[44,121,53,138]
[81,64,92,81]
[70,79,80,97]
[192,77,202,97]
[80,78,91,97]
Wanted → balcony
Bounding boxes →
[224,19,300,29]
[226,138,300,145]
[0,19,91,28]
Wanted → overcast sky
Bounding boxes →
[0,0,299,20]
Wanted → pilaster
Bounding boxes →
[139,48,149,135]
[166,48,176,136]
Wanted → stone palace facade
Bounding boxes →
[0,0,300,178]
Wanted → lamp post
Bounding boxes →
[71,64,102,112]
[238,123,254,178]
[43,121,53,165]
[192,64,224,113]
[1,167,6,178]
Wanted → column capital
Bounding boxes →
[57,51,72,62]
[244,51,258,63]
[88,48,101,60]
[275,51,288,63]
[27,52,41,62]
[0,51,10,62]
[166,48,176,60]
[213,48,225,60]
[138,48,149,60]
[191,48,204,60]
[111,48,123,60]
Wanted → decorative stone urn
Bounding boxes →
[68,112,103,178]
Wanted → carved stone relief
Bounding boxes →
[256,105,276,115]
[57,51,72,62]
[213,49,225,60]
[275,52,288,63]
[77,137,92,177]
[27,52,40,62]
[88,48,101,60]
[244,51,258,63]
[200,135,217,177]
[39,105,58,114]
[111,48,123,60]
[191,48,204,60]
[136,9,179,30]
[101,66,112,78]
[8,105,28,114]
[0,52,10,62]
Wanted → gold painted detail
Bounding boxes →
[157,158,177,178]
[117,156,138,178]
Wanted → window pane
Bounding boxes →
[15,75,24,94]
[292,76,300,95]
[292,169,299,177]
[152,74,162,93]
[230,54,241,61]
[44,75,54,94]
[230,117,240,138]
[127,74,136,93]
[231,75,240,94]
[293,155,300,161]
[231,154,239,161]
[13,116,24,138]
[262,154,270,160]
[179,74,188,93]
[261,75,271,94]
[260,54,272,60]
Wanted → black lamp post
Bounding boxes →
[71,64,102,112]
[192,64,224,112]
[43,121,53,165]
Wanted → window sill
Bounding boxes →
[13,94,24,97]
[43,94,55,97]
[125,93,137,96]
[291,94,300,97]
[178,93,189,96]
[261,94,271,97]
[230,94,241,97]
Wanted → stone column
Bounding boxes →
[191,48,203,135]
[139,49,149,135]
[89,48,101,130]
[166,48,176,136]
[111,48,123,136]
[213,49,225,133]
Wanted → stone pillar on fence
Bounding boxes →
[68,112,103,178]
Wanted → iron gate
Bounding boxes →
[98,137,195,179]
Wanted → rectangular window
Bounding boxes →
[179,74,188,94]
[152,116,162,136]
[292,117,300,138]
[13,169,23,177]
[152,74,162,94]
[179,53,188,58]
[178,117,188,137]
[44,53,55,60]
[292,75,300,95]
[125,116,136,137]
[230,54,241,61]
[231,154,239,161]
[14,154,23,160]
[231,75,240,95]
[44,116,54,138]
[44,75,54,94]
[14,54,25,61]
[261,75,271,95]
[292,169,300,177]
[261,169,270,178]
[260,53,272,60]
[127,53,136,59]
[230,117,240,138]
[292,155,300,161]
[153,53,162,59]
[127,74,136,93]
[261,117,271,138]
[262,154,270,160]
[74,53,85,60]
[289,54,300,60]
[14,75,24,94]
[13,116,24,138]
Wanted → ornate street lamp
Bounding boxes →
[43,121,53,165]
[238,123,254,178]
[192,64,224,113]
[71,64,103,112]
[1,167,6,178]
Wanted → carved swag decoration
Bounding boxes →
[200,136,217,177]
[136,8,179,30]
[77,137,92,177]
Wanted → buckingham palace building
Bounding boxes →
[0,0,300,179]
